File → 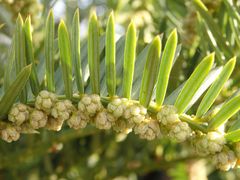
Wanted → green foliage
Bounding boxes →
[122,21,137,99]
[2,1,240,179]
[139,36,161,107]
[174,53,214,114]
[3,38,15,92]
[71,9,84,94]
[58,20,73,99]
[225,129,240,142]
[15,14,27,103]
[45,10,55,92]
[156,29,178,107]
[88,12,100,94]
[0,65,31,118]
[196,57,236,117]
[208,95,240,130]
[24,16,40,96]
[105,12,116,97]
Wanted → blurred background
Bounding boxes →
[1,0,240,179]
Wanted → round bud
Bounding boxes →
[29,109,48,129]
[168,121,192,142]
[94,110,116,130]
[51,100,75,121]
[157,105,179,127]
[134,118,161,140]
[8,103,30,125]
[35,90,57,114]
[112,117,134,134]
[192,131,225,156]
[78,94,103,117]
[213,147,237,171]
[1,125,20,143]
[67,111,89,130]
[107,98,129,119]
[124,103,147,124]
